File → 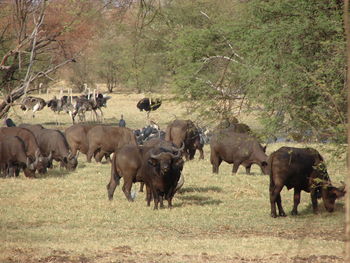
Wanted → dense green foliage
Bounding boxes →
[88,0,346,142]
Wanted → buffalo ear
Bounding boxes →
[330,187,346,198]
[148,158,158,167]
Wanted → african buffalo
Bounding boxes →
[65,124,94,157]
[0,136,36,177]
[0,127,50,174]
[268,147,345,218]
[86,126,137,163]
[18,123,44,133]
[165,119,201,160]
[107,143,184,209]
[210,129,268,175]
[140,138,185,193]
[21,124,77,171]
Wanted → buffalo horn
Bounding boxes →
[26,157,35,170]
[150,148,181,159]
[48,151,53,161]
[34,149,40,166]
[171,142,185,153]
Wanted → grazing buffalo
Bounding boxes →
[86,126,137,163]
[107,143,184,209]
[21,124,77,171]
[0,136,36,177]
[18,123,44,133]
[268,147,345,218]
[65,124,94,157]
[0,127,50,174]
[136,98,162,114]
[210,129,268,175]
[165,119,201,160]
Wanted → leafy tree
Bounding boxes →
[231,0,346,142]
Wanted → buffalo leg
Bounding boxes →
[166,189,175,208]
[276,192,286,217]
[270,184,285,217]
[310,189,319,214]
[15,167,20,177]
[7,166,15,177]
[122,179,134,202]
[94,150,105,163]
[232,161,241,175]
[139,182,145,192]
[87,146,98,163]
[159,195,164,208]
[198,148,204,160]
[106,174,121,201]
[188,148,196,160]
[245,165,252,175]
[104,153,111,163]
[291,189,301,215]
[152,190,160,210]
[146,185,152,207]
[210,152,221,174]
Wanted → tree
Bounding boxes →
[0,0,77,118]
[344,0,350,260]
[162,0,346,142]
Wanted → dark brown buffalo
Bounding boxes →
[107,143,184,209]
[139,138,185,192]
[0,127,49,174]
[165,119,201,160]
[21,124,77,171]
[268,147,345,218]
[86,126,137,163]
[210,129,268,175]
[0,136,36,177]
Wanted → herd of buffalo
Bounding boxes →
[0,106,346,217]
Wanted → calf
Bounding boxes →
[268,146,345,217]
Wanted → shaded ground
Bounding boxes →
[3,246,344,263]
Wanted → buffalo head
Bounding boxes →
[321,185,345,212]
[148,143,184,174]
[35,150,52,174]
[62,152,79,171]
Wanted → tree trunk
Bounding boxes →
[0,89,25,118]
[345,0,350,261]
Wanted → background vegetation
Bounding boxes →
[0,0,347,142]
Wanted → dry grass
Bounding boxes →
[0,92,347,262]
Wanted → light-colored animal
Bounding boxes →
[20,96,47,117]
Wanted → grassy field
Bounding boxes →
[0,92,347,263]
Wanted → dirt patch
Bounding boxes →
[2,247,344,263]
